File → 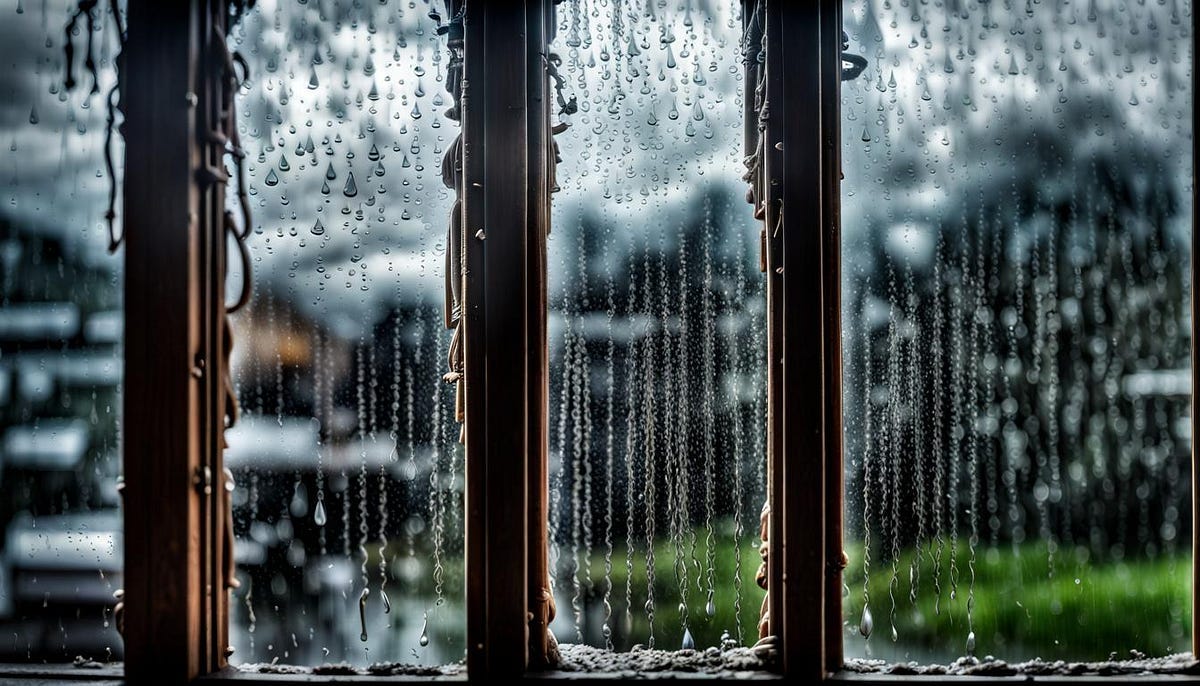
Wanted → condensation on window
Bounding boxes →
[0,0,124,665]
[226,1,462,670]
[841,0,1194,666]
[547,0,767,664]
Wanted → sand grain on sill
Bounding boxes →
[843,652,1200,677]
[240,661,465,676]
[551,643,768,676]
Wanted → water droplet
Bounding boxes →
[418,612,430,647]
[859,604,873,638]
[890,623,898,642]
[681,628,695,650]
[966,630,977,655]
[313,499,327,526]
[358,588,369,642]
[264,169,279,187]
[705,595,716,617]
[325,163,337,181]
[382,590,392,614]
[289,483,308,518]
[343,172,358,198]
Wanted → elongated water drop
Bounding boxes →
[358,588,369,642]
[890,623,898,642]
[705,594,716,618]
[859,604,873,638]
[381,590,391,614]
[264,169,279,187]
[343,172,358,198]
[311,218,325,236]
[418,612,429,647]
[313,499,327,526]
[681,628,695,650]
[966,630,977,656]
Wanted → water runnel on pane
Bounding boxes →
[841,0,1194,667]
[0,0,125,665]
[227,2,463,672]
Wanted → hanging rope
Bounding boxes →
[64,0,125,253]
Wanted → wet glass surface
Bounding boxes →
[226,1,463,668]
[0,0,124,664]
[841,0,1194,664]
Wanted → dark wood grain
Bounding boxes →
[463,2,532,677]
[122,0,204,681]
[820,0,845,673]
[776,1,827,678]
[526,0,555,670]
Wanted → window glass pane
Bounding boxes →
[227,1,463,671]
[841,0,1193,665]
[547,0,768,667]
[0,0,124,664]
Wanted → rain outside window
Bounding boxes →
[841,0,1194,671]
[0,0,124,666]
[547,0,770,672]
[226,1,464,673]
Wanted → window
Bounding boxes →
[546,0,767,661]
[0,0,124,667]
[3,0,1195,682]
[841,0,1194,670]
[224,0,464,670]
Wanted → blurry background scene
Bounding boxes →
[0,0,1195,672]
[0,0,124,665]
[841,0,1194,664]
[547,0,767,655]
[225,0,465,669]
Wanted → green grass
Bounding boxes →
[574,519,764,651]
[842,541,1191,662]
[359,522,1191,663]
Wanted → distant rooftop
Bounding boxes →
[2,418,90,470]
[0,303,80,342]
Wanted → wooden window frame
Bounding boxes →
[31,0,1191,683]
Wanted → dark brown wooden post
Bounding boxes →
[762,0,786,660]
[198,1,234,672]
[122,1,207,681]
[820,0,846,673]
[764,0,832,678]
[526,0,556,669]
[780,0,826,675]
[462,2,532,677]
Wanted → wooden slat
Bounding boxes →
[762,0,786,666]
[200,0,232,672]
[820,0,845,674]
[122,0,204,681]
[462,2,531,677]
[526,0,554,670]
[776,1,826,678]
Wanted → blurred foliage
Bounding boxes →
[843,541,1191,662]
